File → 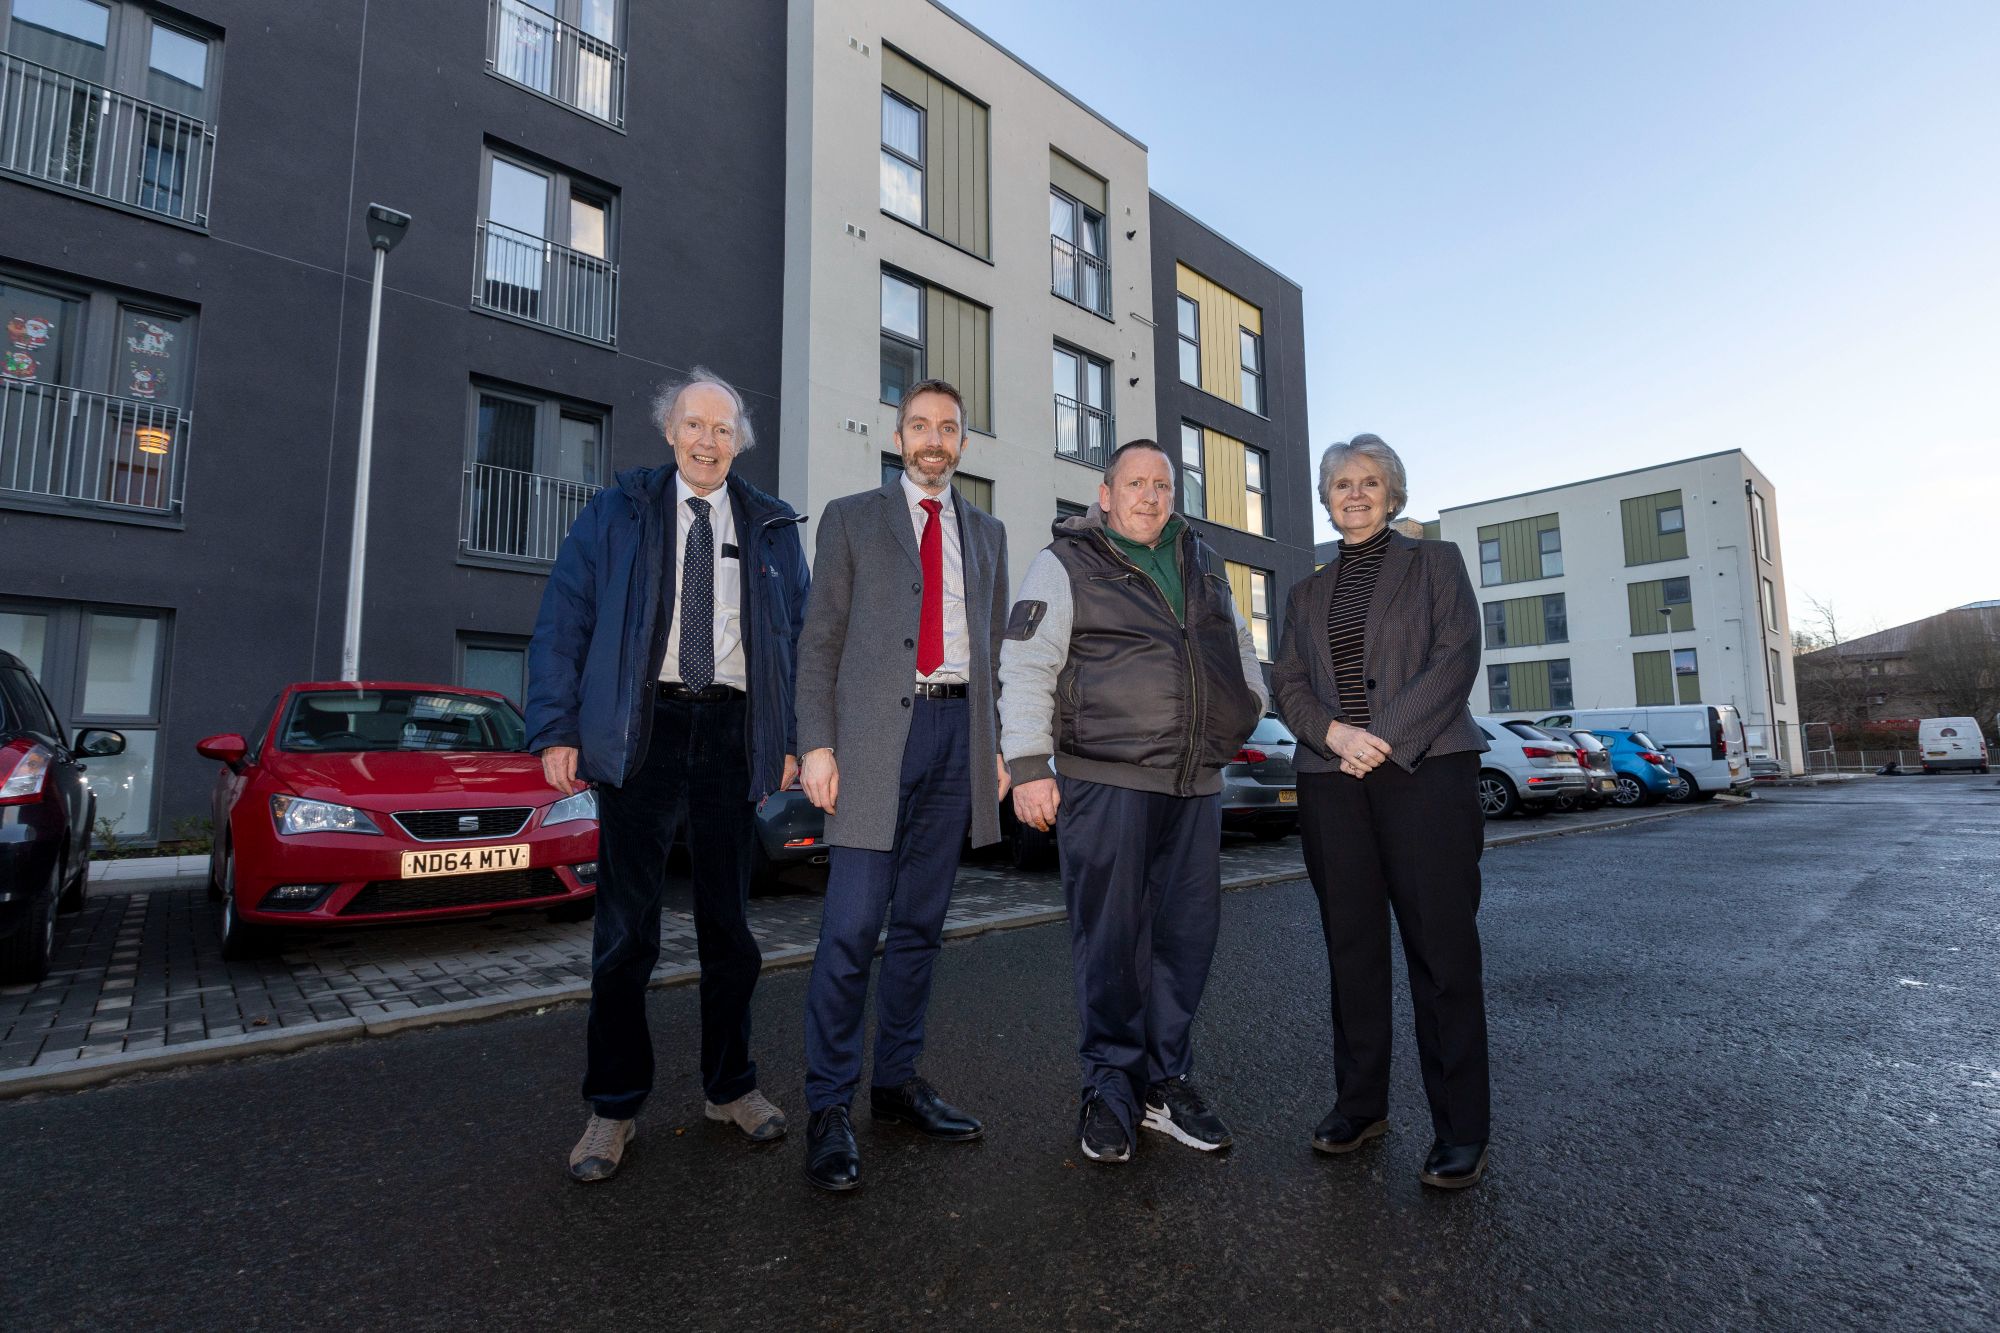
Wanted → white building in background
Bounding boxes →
[1433,449,1801,772]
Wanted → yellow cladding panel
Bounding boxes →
[1205,428,1248,530]
[1225,561,1253,622]
[1176,264,1263,405]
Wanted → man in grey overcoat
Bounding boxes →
[794,378,1010,1192]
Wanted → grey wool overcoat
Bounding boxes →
[795,479,1009,851]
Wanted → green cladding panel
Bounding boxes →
[1421,520,1440,540]
[1627,580,1694,635]
[1633,651,1674,705]
[924,285,991,432]
[1502,596,1545,646]
[1475,513,1561,585]
[1510,659,1552,712]
[884,48,991,258]
[1622,490,1689,566]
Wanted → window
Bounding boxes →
[487,0,624,126]
[1543,594,1568,644]
[1489,659,1567,712]
[0,267,195,516]
[462,382,605,564]
[1770,647,1785,705]
[1550,659,1573,709]
[1,0,220,225]
[1674,648,1698,676]
[1052,344,1111,467]
[1244,446,1270,537]
[1488,664,1512,712]
[1246,568,1273,661]
[880,271,923,406]
[1483,601,1507,649]
[1176,295,1200,387]
[1178,422,1205,520]
[1538,525,1563,578]
[1049,186,1109,316]
[1752,492,1771,561]
[475,147,618,343]
[1761,578,1779,633]
[877,269,991,431]
[1056,499,1088,521]
[0,599,167,839]
[1479,537,1502,586]
[1658,505,1684,535]
[1239,329,1264,414]
[880,48,990,257]
[460,634,530,707]
[880,453,991,511]
[1664,576,1691,605]
[880,90,923,224]
[1484,593,1566,649]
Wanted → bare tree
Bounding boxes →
[1906,609,2000,732]
[1792,595,1874,727]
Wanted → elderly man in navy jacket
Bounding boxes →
[527,367,809,1184]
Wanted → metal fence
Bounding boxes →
[0,50,216,227]
[484,0,626,128]
[473,220,619,345]
[0,378,187,515]
[1053,394,1111,469]
[1051,235,1111,317]
[461,463,598,564]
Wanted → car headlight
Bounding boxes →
[270,794,384,836]
[544,787,598,828]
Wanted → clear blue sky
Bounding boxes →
[947,0,1999,635]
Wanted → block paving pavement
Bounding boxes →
[0,838,1314,1078]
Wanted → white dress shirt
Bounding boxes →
[660,474,748,690]
[902,472,969,683]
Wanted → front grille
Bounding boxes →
[340,867,566,916]
[392,807,533,841]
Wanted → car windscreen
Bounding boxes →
[1249,715,1295,744]
[277,689,527,753]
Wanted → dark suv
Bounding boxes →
[0,649,123,982]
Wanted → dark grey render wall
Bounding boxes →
[1147,192,1315,627]
[0,0,788,841]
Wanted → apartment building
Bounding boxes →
[1434,450,1800,770]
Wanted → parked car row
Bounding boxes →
[1474,703,1756,819]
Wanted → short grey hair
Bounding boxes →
[650,366,755,453]
[1318,433,1407,522]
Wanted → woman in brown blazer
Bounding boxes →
[1271,434,1493,1189]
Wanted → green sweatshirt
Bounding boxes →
[1107,516,1187,622]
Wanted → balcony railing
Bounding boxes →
[485,0,626,129]
[1051,235,1111,317]
[1054,394,1111,469]
[0,378,188,516]
[461,463,599,564]
[0,50,215,227]
[473,220,620,345]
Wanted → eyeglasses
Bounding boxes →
[674,419,736,448]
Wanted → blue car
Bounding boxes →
[1590,729,1682,807]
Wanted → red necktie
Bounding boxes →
[918,498,944,677]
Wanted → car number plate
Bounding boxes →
[1553,754,1577,766]
[1927,750,1947,757]
[1278,790,1298,805]
[401,844,530,879]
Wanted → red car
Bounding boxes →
[197,682,597,958]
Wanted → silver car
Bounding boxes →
[1222,714,1299,840]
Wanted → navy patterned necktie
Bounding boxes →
[679,496,715,689]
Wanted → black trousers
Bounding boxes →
[583,694,761,1120]
[1298,751,1490,1146]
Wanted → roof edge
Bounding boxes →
[926,2,1147,151]
[1437,448,1756,514]
[1149,191,1303,290]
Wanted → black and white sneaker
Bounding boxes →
[1077,1093,1133,1164]
[1142,1076,1233,1151]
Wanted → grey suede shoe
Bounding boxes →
[704,1089,788,1142]
[568,1114,636,1183]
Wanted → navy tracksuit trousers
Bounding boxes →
[1056,774,1222,1133]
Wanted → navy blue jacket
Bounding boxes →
[525,462,809,801]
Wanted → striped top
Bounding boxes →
[1326,525,1393,728]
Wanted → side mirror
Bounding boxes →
[75,728,126,758]
[196,733,248,769]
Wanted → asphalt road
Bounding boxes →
[3,778,1996,1331]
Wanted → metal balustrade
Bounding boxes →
[473,220,620,345]
[461,463,600,563]
[0,378,188,515]
[1053,394,1112,469]
[0,51,215,227]
[485,0,626,128]
[1051,235,1111,317]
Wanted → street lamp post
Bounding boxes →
[1658,607,1676,702]
[339,204,412,682]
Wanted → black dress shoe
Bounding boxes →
[1420,1139,1489,1189]
[1311,1109,1389,1155]
[870,1076,984,1141]
[804,1105,861,1192]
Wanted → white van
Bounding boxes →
[1537,704,1752,800]
[1917,717,1990,774]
